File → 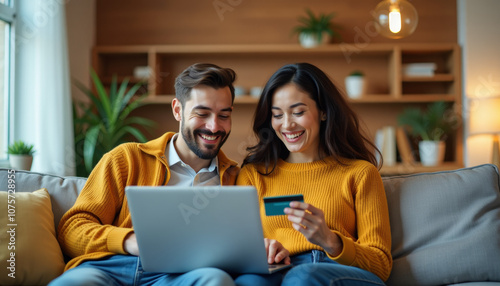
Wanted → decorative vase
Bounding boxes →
[419,140,445,166]
[9,155,33,171]
[345,75,365,99]
[298,32,331,48]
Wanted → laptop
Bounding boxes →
[125,185,292,274]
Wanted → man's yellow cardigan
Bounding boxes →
[58,132,239,271]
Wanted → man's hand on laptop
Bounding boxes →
[124,232,139,256]
[264,238,291,265]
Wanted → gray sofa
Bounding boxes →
[0,164,499,285]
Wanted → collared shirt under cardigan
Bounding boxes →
[57,132,240,271]
[166,133,220,187]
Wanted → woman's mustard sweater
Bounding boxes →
[236,157,392,281]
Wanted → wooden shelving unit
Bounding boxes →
[380,162,464,176]
[92,43,463,174]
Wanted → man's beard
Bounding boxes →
[181,121,230,160]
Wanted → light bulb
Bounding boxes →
[373,0,418,39]
[389,10,401,33]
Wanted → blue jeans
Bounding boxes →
[282,250,386,286]
[232,270,283,286]
[48,255,234,286]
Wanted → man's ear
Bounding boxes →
[172,98,182,122]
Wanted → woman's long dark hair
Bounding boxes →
[242,63,381,175]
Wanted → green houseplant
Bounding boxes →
[7,140,35,155]
[348,70,364,77]
[292,8,342,48]
[73,70,155,177]
[7,140,35,170]
[397,101,458,166]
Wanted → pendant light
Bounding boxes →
[373,0,418,39]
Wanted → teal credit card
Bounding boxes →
[263,194,304,216]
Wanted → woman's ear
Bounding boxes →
[320,111,327,121]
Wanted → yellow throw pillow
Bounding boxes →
[0,188,65,285]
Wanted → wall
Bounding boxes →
[95,0,457,45]
[66,0,95,103]
[67,1,461,165]
[458,0,500,167]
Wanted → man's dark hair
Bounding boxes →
[174,63,236,106]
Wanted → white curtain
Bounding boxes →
[14,0,75,176]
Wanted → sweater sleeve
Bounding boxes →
[57,148,134,258]
[326,164,393,281]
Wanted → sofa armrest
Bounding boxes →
[0,168,87,234]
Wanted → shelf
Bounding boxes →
[402,74,454,82]
[94,43,459,99]
[142,95,261,104]
[142,95,457,105]
[348,95,456,103]
[95,44,396,56]
[142,95,175,104]
[101,76,147,85]
[347,95,392,103]
[380,162,464,176]
[396,95,456,101]
[234,96,261,104]
[93,43,463,175]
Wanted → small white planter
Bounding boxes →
[419,140,445,166]
[299,32,331,48]
[345,75,365,99]
[9,154,33,171]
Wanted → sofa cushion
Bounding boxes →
[383,164,500,285]
[0,168,86,233]
[0,188,65,285]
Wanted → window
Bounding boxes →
[0,0,14,164]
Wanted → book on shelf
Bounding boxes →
[375,128,384,165]
[403,62,437,77]
[396,127,416,165]
[375,126,396,167]
[375,126,417,167]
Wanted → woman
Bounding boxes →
[236,63,392,285]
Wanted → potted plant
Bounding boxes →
[292,8,342,48]
[344,70,366,99]
[73,70,156,177]
[7,140,35,171]
[397,101,458,166]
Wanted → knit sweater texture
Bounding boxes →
[58,132,239,271]
[236,157,392,281]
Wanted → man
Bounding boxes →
[50,63,240,286]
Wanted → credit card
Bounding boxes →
[263,194,304,216]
